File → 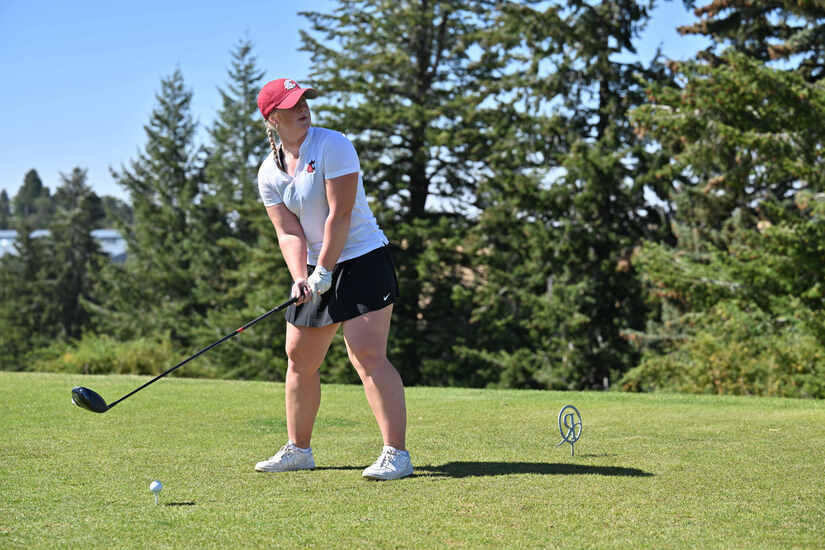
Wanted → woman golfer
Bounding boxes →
[253,78,412,480]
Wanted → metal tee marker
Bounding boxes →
[557,405,583,456]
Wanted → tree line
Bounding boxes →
[0,169,131,230]
[1,0,823,397]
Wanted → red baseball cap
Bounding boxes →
[257,78,318,118]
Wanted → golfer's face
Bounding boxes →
[275,97,311,130]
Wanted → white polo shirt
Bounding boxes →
[257,126,388,265]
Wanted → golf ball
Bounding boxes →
[149,480,162,493]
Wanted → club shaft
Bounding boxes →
[106,297,298,410]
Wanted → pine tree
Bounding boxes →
[680,0,825,82]
[1,171,64,367]
[205,37,267,242]
[463,0,672,389]
[0,219,57,369]
[194,38,297,380]
[299,0,548,385]
[625,46,825,395]
[48,167,107,339]
[53,169,105,227]
[99,195,133,227]
[104,68,209,343]
[13,169,54,228]
[0,190,10,228]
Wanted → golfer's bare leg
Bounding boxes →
[343,305,406,450]
[284,322,338,448]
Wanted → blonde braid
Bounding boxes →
[264,120,279,156]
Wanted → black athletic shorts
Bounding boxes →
[285,245,400,327]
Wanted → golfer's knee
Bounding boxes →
[285,345,320,375]
[348,345,387,376]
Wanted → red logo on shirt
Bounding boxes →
[306,160,316,173]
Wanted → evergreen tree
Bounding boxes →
[463,0,672,389]
[299,0,547,385]
[1,171,62,368]
[680,0,825,82]
[205,37,267,242]
[53,169,105,228]
[13,169,54,227]
[0,190,10,228]
[100,195,133,227]
[103,68,209,343]
[0,220,57,369]
[49,167,107,339]
[13,169,45,219]
[195,38,297,380]
[626,49,825,396]
[0,167,108,369]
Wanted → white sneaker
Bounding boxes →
[362,446,413,480]
[255,443,315,472]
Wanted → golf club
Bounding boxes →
[71,296,298,413]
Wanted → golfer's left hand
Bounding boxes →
[307,265,332,299]
[291,279,311,305]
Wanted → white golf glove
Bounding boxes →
[307,265,332,298]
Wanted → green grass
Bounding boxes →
[1,371,824,549]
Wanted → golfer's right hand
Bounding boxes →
[291,279,311,305]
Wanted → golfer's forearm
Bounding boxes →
[317,214,351,270]
[278,234,309,281]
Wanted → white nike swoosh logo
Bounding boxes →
[383,293,391,301]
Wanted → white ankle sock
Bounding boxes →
[288,440,311,453]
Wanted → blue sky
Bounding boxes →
[0,0,707,203]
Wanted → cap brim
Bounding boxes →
[276,88,319,110]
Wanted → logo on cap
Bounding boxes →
[284,79,297,90]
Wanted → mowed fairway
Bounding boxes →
[1,371,824,549]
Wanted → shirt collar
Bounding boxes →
[275,126,314,173]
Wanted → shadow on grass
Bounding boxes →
[419,462,653,478]
[316,462,653,478]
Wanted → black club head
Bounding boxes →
[71,386,109,413]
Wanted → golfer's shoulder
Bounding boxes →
[313,126,355,150]
[258,151,290,190]
[257,150,278,178]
